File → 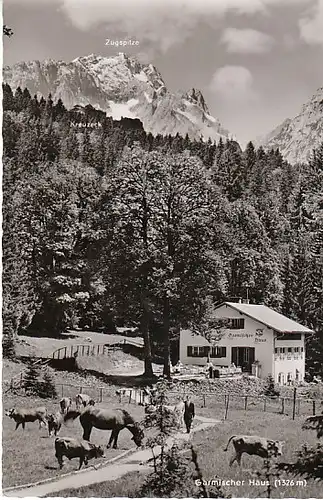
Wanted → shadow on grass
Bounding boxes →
[81,369,159,387]
[20,331,79,340]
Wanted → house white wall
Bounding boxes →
[180,304,306,383]
[274,334,305,383]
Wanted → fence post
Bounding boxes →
[297,399,300,415]
[61,384,64,397]
[129,390,132,404]
[80,386,83,394]
[281,398,285,414]
[100,388,103,403]
[292,387,297,420]
[312,400,316,416]
[203,393,206,408]
[263,398,267,412]
[224,395,230,420]
[244,396,248,410]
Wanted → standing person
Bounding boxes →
[184,397,195,433]
[207,358,214,379]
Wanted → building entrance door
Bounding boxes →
[231,347,255,372]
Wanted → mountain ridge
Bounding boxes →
[257,87,323,164]
[3,52,231,143]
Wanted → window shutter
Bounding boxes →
[187,346,193,357]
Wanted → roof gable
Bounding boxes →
[215,302,313,334]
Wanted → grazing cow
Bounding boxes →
[75,394,95,410]
[54,437,105,470]
[47,411,64,436]
[59,397,72,415]
[224,435,285,467]
[5,407,48,430]
[184,399,195,433]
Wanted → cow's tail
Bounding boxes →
[64,410,81,422]
[223,435,236,452]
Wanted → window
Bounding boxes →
[287,372,292,383]
[288,347,292,352]
[187,346,209,358]
[294,347,299,353]
[295,369,299,381]
[301,347,304,352]
[275,348,278,354]
[278,373,283,384]
[210,346,226,358]
[280,347,285,354]
[276,333,301,340]
[231,318,245,329]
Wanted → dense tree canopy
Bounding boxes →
[2,83,323,377]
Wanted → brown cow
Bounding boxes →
[224,435,285,467]
[54,437,105,470]
[47,411,64,436]
[5,407,48,430]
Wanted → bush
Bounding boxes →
[264,375,280,397]
[140,380,229,498]
[2,333,16,359]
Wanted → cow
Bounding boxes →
[54,437,105,470]
[75,394,96,410]
[59,397,72,415]
[47,411,64,436]
[184,398,195,433]
[5,407,48,430]
[223,435,285,467]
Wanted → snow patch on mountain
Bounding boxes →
[3,52,232,143]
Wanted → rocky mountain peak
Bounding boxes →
[257,86,323,164]
[184,88,209,114]
[3,53,231,143]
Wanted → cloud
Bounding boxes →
[209,65,258,102]
[220,28,275,54]
[5,0,314,52]
[52,0,313,52]
[299,0,323,45]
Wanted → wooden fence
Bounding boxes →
[51,339,144,360]
[4,376,322,420]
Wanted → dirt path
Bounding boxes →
[4,416,220,497]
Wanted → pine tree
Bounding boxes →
[24,360,41,395]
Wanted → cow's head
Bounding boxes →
[268,440,285,457]
[131,423,145,448]
[46,414,56,436]
[94,445,105,459]
[5,408,15,418]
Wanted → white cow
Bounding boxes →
[75,394,95,410]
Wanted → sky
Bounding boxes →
[3,0,323,145]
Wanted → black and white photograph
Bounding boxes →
[2,0,323,497]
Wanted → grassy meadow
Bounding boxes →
[2,394,145,489]
[46,409,321,498]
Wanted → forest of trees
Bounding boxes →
[2,83,323,377]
